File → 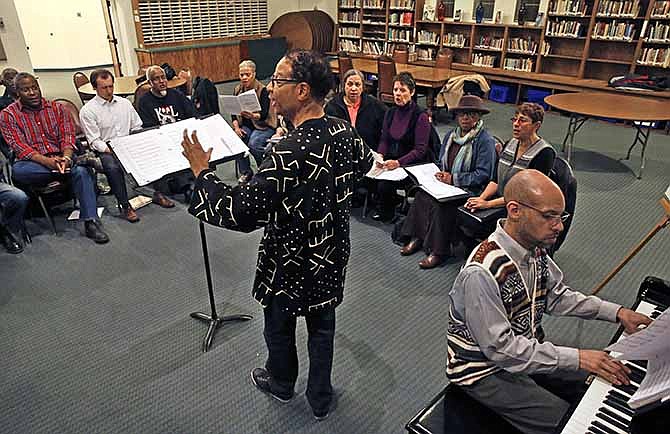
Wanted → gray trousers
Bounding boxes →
[461,369,588,434]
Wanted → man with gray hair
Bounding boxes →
[232,59,276,183]
[446,169,651,434]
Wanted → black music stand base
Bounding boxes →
[190,311,252,353]
[192,220,252,353]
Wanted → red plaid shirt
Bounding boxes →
[0,98,76,160]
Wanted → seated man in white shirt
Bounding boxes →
[79,69,171,222]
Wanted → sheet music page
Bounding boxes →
[365,151,408,181]
[238,89,262,113]
[628,358,670,408]
[196,114,248,160]
[405,163,468,200]
[607,306,670,359]
[110,130,180,186]
[219,95,243,114]
[665,184,670,201]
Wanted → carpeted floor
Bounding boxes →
[1,95,669,434]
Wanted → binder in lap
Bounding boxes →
[457,205,505,224]
[109,114,247,186]
[404,163,470,202]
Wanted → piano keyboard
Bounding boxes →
[560,300,664,434]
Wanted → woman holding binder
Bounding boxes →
[399,95,497,269]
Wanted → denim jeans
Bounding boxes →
[237,126,275,175]
[12,160,98,220]
[0,182,29,232]
[263,301,335,412]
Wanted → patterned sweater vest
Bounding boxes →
[447,240,550,385]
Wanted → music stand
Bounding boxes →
[191,219,252,352]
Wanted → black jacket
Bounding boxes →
[325,93,387,151]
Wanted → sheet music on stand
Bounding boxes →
[109,114,247,186]
[607,306,670,409]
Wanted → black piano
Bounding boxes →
[406,276,670,434]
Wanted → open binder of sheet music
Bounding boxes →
[607,306,670,409]
[109,115,247,186]
[365,151,408,181]
[405,163,469,201]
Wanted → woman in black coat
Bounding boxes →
[325,69,387,151]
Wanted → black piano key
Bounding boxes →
[604,396,635,417]
[614,383,637,396]
[607,392,631,409]
[596,411,630,432]
[650,310,661,319]
[627,359,647,370]
[593,419,622,434]
[623,362,646,379]
[625,368,644,384]
[588,425,609,434]
[600,407,631,425]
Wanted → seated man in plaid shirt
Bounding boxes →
[0,72,109,244]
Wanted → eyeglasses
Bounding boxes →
[456,111,479,118]
[510,116,533,124]
[270,75,299,88]
[514,200,570,223]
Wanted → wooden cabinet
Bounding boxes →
[335,0,670,84]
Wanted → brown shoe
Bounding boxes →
[400,238,423,256]
[419,254,443,269]
[121,205,140,223]
[152,192,175,208]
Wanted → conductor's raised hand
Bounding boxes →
[579,349,631,386]
[181,129,212,177]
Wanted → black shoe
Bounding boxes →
[312,393,337,421]
[0,226,23,254]
[84,220,110,244]
[250,368,293,403]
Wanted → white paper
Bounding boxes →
[665,184,670,201]
[365,151,409,181]
[219,89,261,114]
[405,163,469,200]
[607,306,670,359]
[68,207,104,220]
[629,358,670,408]
[109,115,247,186]
[128,195,152,210]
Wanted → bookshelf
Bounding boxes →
[334,0,670,84]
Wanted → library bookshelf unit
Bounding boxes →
[335,0,670,95]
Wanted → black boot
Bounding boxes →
[84,220,110,244]
[0,225,23,254]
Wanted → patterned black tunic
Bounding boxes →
[189,116,373,316]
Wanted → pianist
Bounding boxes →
[446,169,652,434]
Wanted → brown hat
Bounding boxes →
[451,95,490,114]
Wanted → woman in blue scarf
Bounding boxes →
[400,96,497,269]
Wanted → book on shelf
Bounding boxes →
[546,20,583,37]
[548,0,588,16]
[652,1,670,17]
[596,0,641,17]
[504,57,535,72]
[592,20,636,40]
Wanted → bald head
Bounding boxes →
[504,169,563,209]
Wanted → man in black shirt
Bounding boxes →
[137,65,196,203]
[181,49,373,420]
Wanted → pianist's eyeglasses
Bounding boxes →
[514,200,570,223]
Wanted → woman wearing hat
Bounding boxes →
[400,95,497,269]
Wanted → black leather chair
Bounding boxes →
[406,384,521,434]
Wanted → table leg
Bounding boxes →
[622,122,652,179]
[561,114,587,162]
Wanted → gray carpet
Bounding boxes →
[1,98,669,434]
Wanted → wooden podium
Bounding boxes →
[592,194,670,296]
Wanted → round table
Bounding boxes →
[545,92,670,179]
[77,75,187,96]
